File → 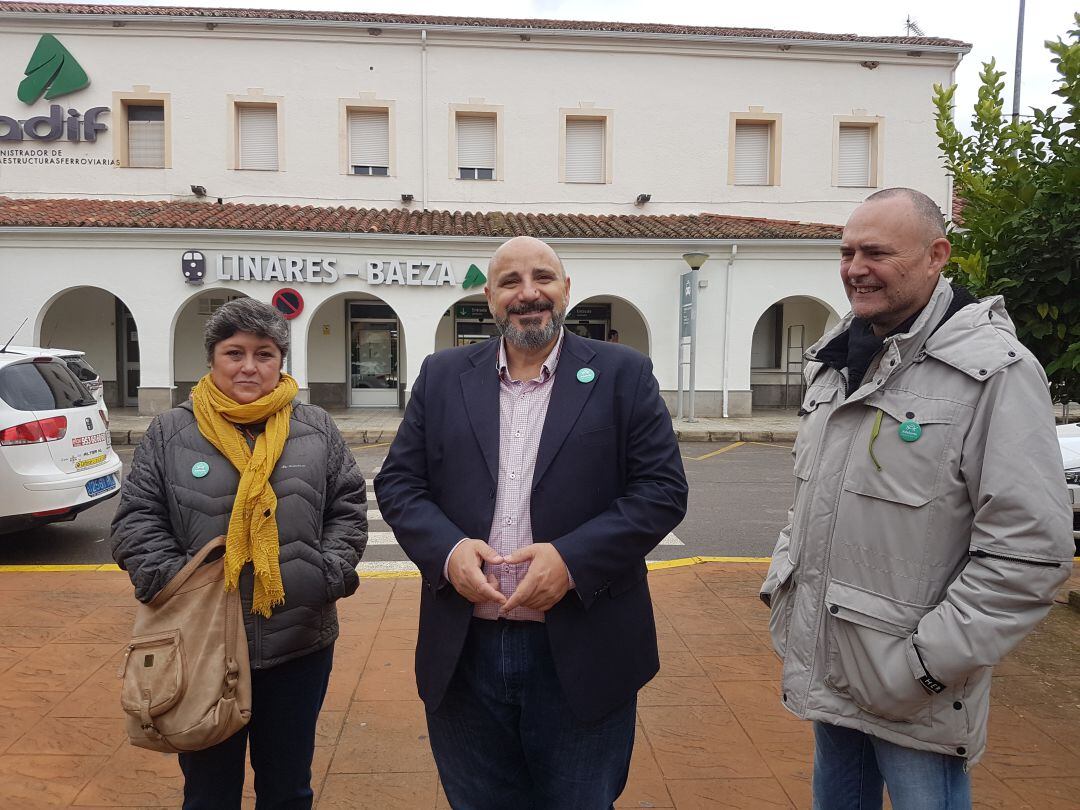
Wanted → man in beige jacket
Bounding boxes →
[761,188,1073,810]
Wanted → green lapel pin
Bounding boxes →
[898,420,922,442]
[191,461,210,478]
[576,367,596,384]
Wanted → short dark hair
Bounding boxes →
[204,297,289,364]
[864,187,946,239]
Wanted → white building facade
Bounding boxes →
[0,2,969,415]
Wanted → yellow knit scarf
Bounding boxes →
[190,372,299,618]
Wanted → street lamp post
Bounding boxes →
[680,251,708,422]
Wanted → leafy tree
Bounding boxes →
[933,13,1080,405]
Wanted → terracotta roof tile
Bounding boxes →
[0,197,842,240]
[0,1,969,48]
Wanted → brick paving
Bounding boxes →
[0,564,1078,808]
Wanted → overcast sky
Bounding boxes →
[54,0,1077,130]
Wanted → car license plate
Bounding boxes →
[85,474,116,497]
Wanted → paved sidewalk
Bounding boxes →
[104,408,802,446]
[0,563,1078,808]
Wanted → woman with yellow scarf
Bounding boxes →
[112,298,367,809]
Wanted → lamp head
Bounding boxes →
[682,252,709,270]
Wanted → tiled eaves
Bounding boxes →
[0,197,843,241]
[0,1,970,49]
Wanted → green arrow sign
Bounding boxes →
[462,264,486,290]
[18,34,90,104]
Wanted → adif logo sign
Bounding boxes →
[0,34,109,143]
[18,35,89,104]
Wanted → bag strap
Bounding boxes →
[151,535,227,606]
[223,585,241,699]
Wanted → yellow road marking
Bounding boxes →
[350,442,392,451]
[686,441,745,461]
[648,556,771,570]
[747,441,795,450]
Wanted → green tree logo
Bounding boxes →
[462,264,487,290]
[18,34,90,104]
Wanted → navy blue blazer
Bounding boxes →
[374,329,688,722]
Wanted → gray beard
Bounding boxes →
[496,308,565,351]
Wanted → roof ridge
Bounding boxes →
[0,1,970,48]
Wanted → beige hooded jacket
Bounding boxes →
[761,276,1073,765]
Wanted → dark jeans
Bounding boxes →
[427,618,637,810]
[179,643,335,810]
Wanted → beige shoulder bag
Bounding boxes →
[119,535,252,753]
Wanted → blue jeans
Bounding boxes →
[178,643,334,810]
[812,721,971,810]
[426,618,637,810]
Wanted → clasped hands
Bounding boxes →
[447,539,570,613]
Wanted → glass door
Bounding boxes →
[349,319,399,406]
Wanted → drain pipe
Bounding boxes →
[420,29,429,210]
[722,244,737,418]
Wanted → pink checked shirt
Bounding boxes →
[473,331,567,622]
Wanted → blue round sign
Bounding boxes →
[191,461,210,478]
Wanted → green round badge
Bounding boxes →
[191,461,210,478]
[576,367,596,384]
[898,420,922,443]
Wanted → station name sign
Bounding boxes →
[213,253,459,287]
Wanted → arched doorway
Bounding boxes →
[439,294,494,351]
[749,295,838,408]
[37,286,140,409]
[306,292,406,409]
[171,288,249,403]
[570,295,650,355]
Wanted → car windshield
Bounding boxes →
[0,361,96,411]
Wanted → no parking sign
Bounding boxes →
[272,288,304,320]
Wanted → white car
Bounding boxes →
[1060,422,1080,554]
[3,345,107,414]
[0,351,122,534]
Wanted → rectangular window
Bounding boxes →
[734,122,772,185]
[456,114,496,180]
[237,105,279,171]
[564,118,605,183]
[838,125,872,187]
[349,109,390,176]
[126,104,165,168]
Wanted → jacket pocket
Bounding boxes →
[823,579,934,724]
[765,553,797,659]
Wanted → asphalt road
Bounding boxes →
[0,441,795,566]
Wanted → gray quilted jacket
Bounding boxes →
[111,401,367,669]
[761,277,1073,765]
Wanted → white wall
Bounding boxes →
[0,18,960,225]
[38,287,118,382]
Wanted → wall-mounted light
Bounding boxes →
[206,22,216,30]
[860,61,880,70]
[519,33,531,41]
[368,27,382,36]
[190,185,207,198]
[635,193,651,206]
[401,193,414,203]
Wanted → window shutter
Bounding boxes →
[565,118,605,183]
[734,122,771,185]
[128,120,164,168]
[837,125,872,187]
[349,109,390,169]
[238,106,279,170]
[456,115,496,173]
